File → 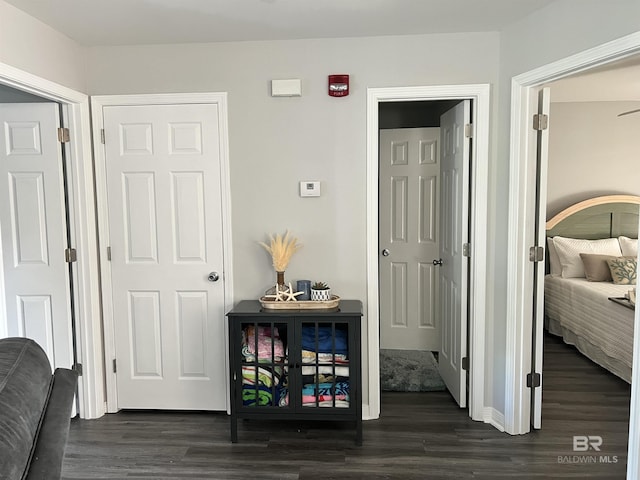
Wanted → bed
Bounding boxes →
[544,195,639,383]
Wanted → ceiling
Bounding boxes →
[5,0,557,47]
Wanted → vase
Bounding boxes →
[264,271,287,297]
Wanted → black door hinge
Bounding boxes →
[527,372,541,388]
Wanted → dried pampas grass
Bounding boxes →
[259,230,302,272]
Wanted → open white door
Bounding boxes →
[531,87,551,429]
[0,103,73,369]
[101,103,227,411]
[437,100,470,408]
[379,127,441,351]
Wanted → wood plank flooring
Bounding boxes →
[62,334,631,479]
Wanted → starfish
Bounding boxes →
[281,283,304,302]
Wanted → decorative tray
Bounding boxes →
[259,295,340,310]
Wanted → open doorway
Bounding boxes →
[0,86,76,373]
[365,84,490,425]
[378,99,466,402]
[506,30,640,480]
[530,55,640,444]
[0,64,103,420]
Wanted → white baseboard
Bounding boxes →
[483,407,506,432]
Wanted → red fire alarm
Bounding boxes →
[328,74,349,97]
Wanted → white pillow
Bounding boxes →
[546,238,562,276]
[552,236,622,278]
[619,236,638,258]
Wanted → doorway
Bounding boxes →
[506,30,640,480]
[0,65,103,419]
[0,100,75,372]
[378,100,470,406]
[366,84,490,423]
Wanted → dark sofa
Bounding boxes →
[0,337,78,480]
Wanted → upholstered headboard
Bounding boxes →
[546,195,640,240]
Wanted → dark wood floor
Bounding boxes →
[62,334,631,479]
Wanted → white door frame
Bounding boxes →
[91,93,234,412]
[0,63,103,419]
[505,30,640,479]
[366,84,489,423]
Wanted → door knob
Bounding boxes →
[381,249,390,257]
[208,272,220,282]
[432,259,443,266]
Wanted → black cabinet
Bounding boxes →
[227,300,363,444]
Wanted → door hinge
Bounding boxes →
[72,363,83,376]
[100,128,105,144]
[529,246,544,262]
[533,113,548,131]
[107,246,111,261]
[64,247,77,263]
[461,356,469,371]
[57,127,70,143]
[462,242,471,258]
[112,359,117,373]
[464,123,473,138]
[527,372,541,388]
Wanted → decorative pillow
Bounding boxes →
[579,253,618,282]
[607,257,637,285]
[546,238,562,276]
[552,236,622,278]
[619,236,638,258]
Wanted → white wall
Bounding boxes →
[85,32,500,408]
[0,0,86,92]
[494,0,640,414]
[547,101,640,218]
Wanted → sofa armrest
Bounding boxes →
[26,368,78,480]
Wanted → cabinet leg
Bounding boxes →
[356,419,362,446]
[231,415,238,443]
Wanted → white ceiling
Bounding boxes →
[5,0,557,47]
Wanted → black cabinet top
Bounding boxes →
[227,299,362,317]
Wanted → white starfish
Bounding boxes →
[281,283,304,302]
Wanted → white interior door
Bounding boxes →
[102,103,226,410]
[531,87,551,429]
[437,100,470,408]
[0,102,73,369]
[379,128,441,351]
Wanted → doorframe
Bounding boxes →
[366,84,490,423]
[90,93,234,412]
[0,63,104,419]
[505,30,640,477]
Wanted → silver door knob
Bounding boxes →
[208,272,220,282]
[381,249,390,257]
[432,259,443,266]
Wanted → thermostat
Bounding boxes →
[300,181,321,197]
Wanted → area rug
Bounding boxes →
[380,349,446,392]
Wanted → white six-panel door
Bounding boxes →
[438,101,470,408]
[379,128,441,351]
[102,103,226,410]
[0,103,73,369]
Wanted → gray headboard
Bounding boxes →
[546,195,640,240]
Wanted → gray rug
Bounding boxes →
[380,349,446,392]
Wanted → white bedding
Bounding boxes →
[544,275,635,382]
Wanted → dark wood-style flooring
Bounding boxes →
[62,334,631,479]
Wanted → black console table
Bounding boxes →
[226,299,363,445]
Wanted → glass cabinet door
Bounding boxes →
[298,320,351,409]
[238,320,289,409]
